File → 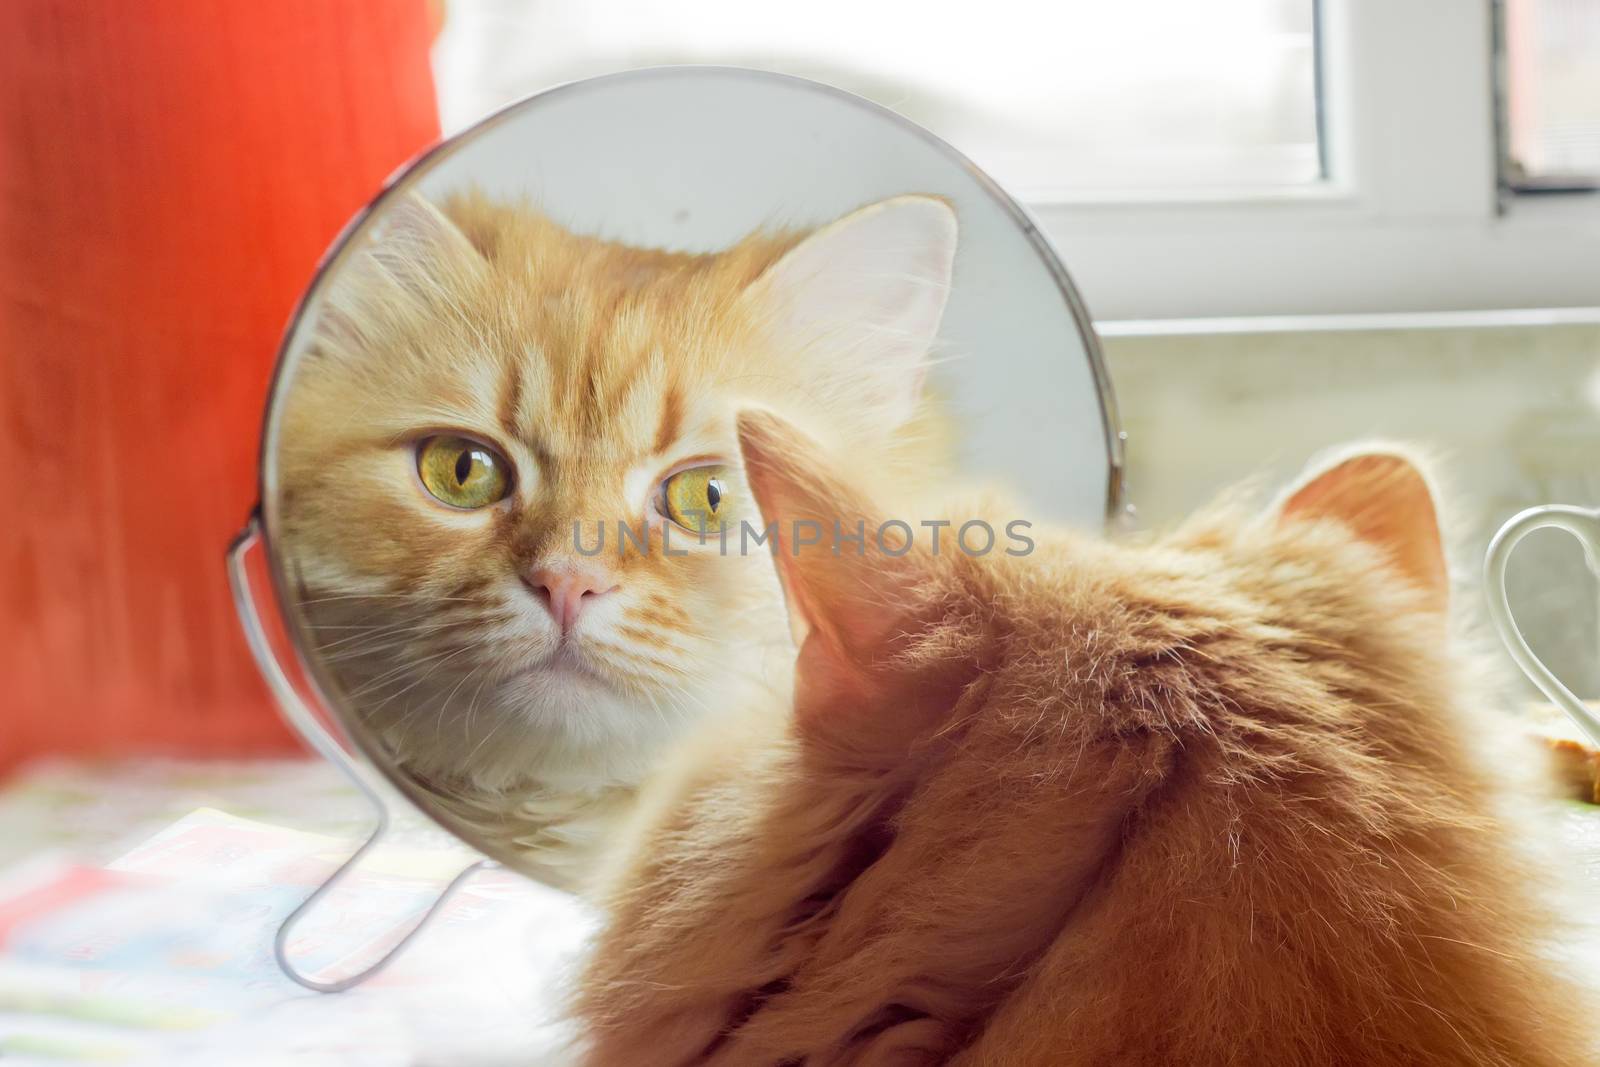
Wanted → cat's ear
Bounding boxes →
[1276,448,1449,614]
[736,409,915,656]
[366,193,487,295]
[315,194,487,355]
[332,194,486,309]
[737,409,942,751]
[739,196,957,427]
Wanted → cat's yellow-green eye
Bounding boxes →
[660,465,733,534]
[416,435,512,509]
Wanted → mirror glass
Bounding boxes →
[260,67,1122,887]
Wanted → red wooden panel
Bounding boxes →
[0,1,441,769]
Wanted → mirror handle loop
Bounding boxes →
[227,516,493,993]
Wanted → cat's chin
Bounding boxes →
[382,657,706,794]
[500,657,632,717]
[504,647,610,689]
[364,622,788,799]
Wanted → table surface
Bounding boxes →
[0,757,592,1066]
[3,755,1600,1065]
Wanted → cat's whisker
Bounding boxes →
[347,642,479,698]
[314,614,492,654]
[297,592,482,607]
[363,643,480,714]
[431,659,483,748]
[461,675,511,765]
[313,616,476,655]
[581,639,701,677]
[426,660,482,742]
[321,630,470,665]
[306,606,488,628]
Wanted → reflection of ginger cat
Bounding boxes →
[581,418,1593,1065]
[278,190,958,886]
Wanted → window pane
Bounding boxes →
[1506,0,1600,189]
[434,0,1322,198]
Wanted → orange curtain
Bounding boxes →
[0,2,442,769]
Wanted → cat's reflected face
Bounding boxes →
[275,190,958,790]
[322,412,760,789]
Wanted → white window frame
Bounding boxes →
[1043,0,1600,321]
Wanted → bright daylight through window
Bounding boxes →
[435,0,1322,198]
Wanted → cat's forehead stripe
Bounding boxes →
[653,386,683,456]
[497,356,530,451]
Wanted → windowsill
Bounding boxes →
[1096,306,1600,338]
[1497,189,1600,229]
[1031,196,1600,320]
[1016,181,1347,210]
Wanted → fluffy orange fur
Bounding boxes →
[275,190,956,883]
[577,412,1594,1065]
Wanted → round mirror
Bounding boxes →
[259,67,1122,888]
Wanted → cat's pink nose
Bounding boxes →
[524,564,618,633]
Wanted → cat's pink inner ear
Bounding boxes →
[740,195,957,428]
[362,193,486,297]
[736,410,914,667]
[1279,451,1449,613]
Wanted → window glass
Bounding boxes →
[1506,0,1600,190]
[434,0,1323,197]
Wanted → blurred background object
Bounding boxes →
[1099,313,1600,698]
[0,0,440,771]
[1505,0,1600,193]
[433,0,1320,197]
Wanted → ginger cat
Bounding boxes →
[578,411,1593,1065]
[276,191,957,886]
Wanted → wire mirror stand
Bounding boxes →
[228,516,496,993]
